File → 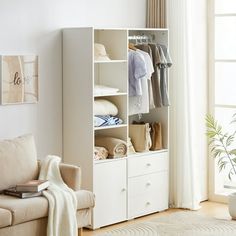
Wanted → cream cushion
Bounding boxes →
[0,190,95,226]
[76,190,95,210]
[0,195,48,225]
[0,208,12,228]
[0,134,38,191]
[94,99,118,116]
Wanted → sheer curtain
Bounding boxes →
[167,0,208,209]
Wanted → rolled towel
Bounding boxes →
[95,136,127,158]
[94,99,118,116]
[94,146,109,160]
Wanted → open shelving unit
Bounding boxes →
[63,27,169,229]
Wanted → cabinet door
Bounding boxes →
[93,159,127,228]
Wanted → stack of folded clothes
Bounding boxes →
[94,84,119,96]
[94,99,123,127]
[94,146,109,160]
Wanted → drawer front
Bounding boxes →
[128,171,169,218]
[128,152,168,177]
[129,172,165,197]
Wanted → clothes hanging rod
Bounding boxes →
[128,34,156,42]
[128,35,150,40]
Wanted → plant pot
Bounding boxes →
[229,192,236,220]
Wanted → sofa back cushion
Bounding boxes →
[0,134,39,191]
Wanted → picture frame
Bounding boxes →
[0,55,39,105]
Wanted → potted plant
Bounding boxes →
[206,114,236,219]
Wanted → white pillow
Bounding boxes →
[94,99,118,116]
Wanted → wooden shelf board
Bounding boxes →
[94,157,127,164]
[94,92,127,98]
[128,149,168,158]
[94,60,127,64]
[94,124,127,131]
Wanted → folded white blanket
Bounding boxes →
[94,85,119,96]
[39,155,78,236]
[94,99,118,116]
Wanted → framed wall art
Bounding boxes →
[0,55,38,105]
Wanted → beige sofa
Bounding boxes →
[0,135,95,236]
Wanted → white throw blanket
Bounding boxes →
[39,155,78,236]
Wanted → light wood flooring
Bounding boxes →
[84,201,230,236]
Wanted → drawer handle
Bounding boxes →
[146,182,151,186]
[146,163,151,167]
[121,188,126,192]
[146,202,151,206]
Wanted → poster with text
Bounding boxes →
[0,55,38,105]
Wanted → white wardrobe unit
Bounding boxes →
[63,27,169,229]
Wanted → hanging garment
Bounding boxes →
[128,50,147,96]
[129,49,154,115]
[135,44,155,109]
[157,44,172,106]
[148,44,163,107]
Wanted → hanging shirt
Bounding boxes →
[148,44,163,107]
[157,44,172,106]
[135,44,155,109]
[129,49,154,115]
[128,50,147,96]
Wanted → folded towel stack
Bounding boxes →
[94,146,109,160]
[94,99,124,128]
[95,136,127,158]
[94,85,119,96]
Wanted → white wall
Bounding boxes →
[0,0,146,158]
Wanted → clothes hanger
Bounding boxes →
[128,42,137,51]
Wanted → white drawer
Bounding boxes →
[128,172,169,218]
[128,152,168,177]
[128,172,164,197]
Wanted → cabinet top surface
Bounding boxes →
[63,27,169,31]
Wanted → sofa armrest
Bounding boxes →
[37,161,81,191]
[59,163,81,191]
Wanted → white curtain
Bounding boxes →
[167,0,208,210]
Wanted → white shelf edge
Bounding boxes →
[94,92,127,98]
[94,124,127,131]
[93,27,169,31]
[94,60,127,64]
[128,149,168,158]
[94,157,127,164]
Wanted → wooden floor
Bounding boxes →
[84,201,230,236]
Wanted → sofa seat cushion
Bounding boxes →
[75,190,95,210]
[0,208,12,228]
[0,194,48,225]
[0,190,94,226]
[0,134,39,191]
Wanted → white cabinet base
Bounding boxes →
[93,159,127,229]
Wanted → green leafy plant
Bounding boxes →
[206,114,236,181]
